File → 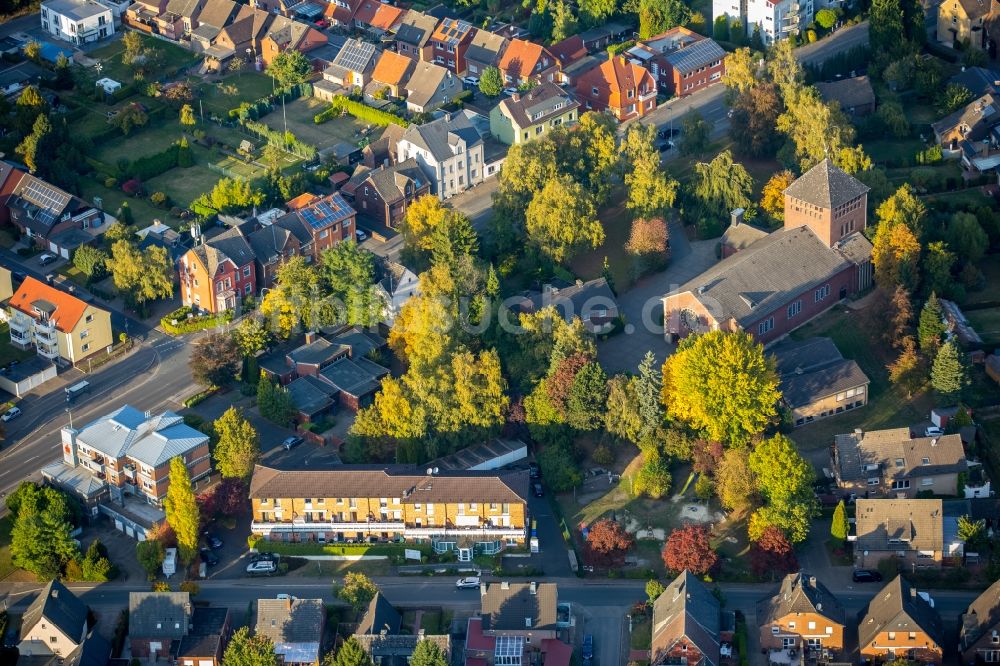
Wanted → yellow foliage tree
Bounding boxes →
[760,170,795,222]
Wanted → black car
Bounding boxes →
[582,634,594,664]
[205,533,223,549]
[852,569,883,583]
[251,552,279,563]
[657,127,681,139]
[200,549,219,566]
[528,462,541,479]
[533,482,544,497]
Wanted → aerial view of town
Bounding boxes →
[0,0,998,660]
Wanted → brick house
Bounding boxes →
[179,226,257,314]
[498,38,560,87]
[353,158,430,228]
[652,571,735,666]
[352,0,403,36]
[771,337,870,427]
[858,577,945,665]
[465,29,508,78]
[853,499,945,569]
[7,173,104,256]
[245,223,301,289]
[573,56,656,121]
[128,592,193,660]
[177,607,232,666]
[0,162,26,227]
[394,10,439,61]
[627,27,725,97]
[663,159,874,346]
[959,579,1000,665]
[832,428,967,498]
[429,18,474,74]
[287,192,357,261]
[256,598,325,666]
[757,573,847,661]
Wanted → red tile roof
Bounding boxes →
[465,618,496,652]
[372,50,413,85]
[550,35,586,66]
[9,276,90,333]
[499,38,557,80]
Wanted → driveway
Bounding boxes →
[596,221,717,374]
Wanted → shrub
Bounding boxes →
[122,178,144,196]
[104,176,118,188]
[150,192,168,207]
[592,444,614,466]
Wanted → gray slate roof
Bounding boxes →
[287,375,337,415]
[662,38,725,73]
[960,579,1000,652]
[771,337,869,408]
[75,405,208,467]
[405,61,458,110]
[466,29,507,65]
[20,580,88,644]
[651,571,720,666]
[129,592,192,639]
[854,499,944,554]
[815,75,876,111]
[247,224,294,264]
[757,573,846,627]
[481,582,557,631]
[395,9,439,47]
[357,592,402,635]
[497,82,578,130]
[930,93,1000,142]
[177,607,230,659]
[525,277,617,322]
[256,598,325,644]
[834,428,966,482]
[42,0,108,19]
[859,576,944,651]
[720,221,768,253]
[948,67,1000,97]
[319,356,389,397]
[363,157,428,203]
[783,158,871,208]
[668,226,859,326]
[288,337,343,366]
[399,112,482,162]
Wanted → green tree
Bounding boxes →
[931,340,969,403]
[331,637,374,666]
[947,212,988,265]
[411,640,449,666]
[136,539,165,579]
[716,447,757,512]
[957,515,987,549]
[936,83,973,115]
[691,150,754,224]
[633,453,672,498]
[627,0,692,38]
[479,66,504,97]
[233,317,270,358]
[14,85,49,135]
[266,50,312,89]
[624,125,678,218]
[830,500,849,544]
[106,240,174,306]
[869,0,906,57]
[189,333,241,387]
[729,82,783,158]
[320,241,381,327]
[680,111,710,155]
[257,375,296,427]
[566,362,608,431]
[10,485,78,579]
[223,627,279,666]
[550,0,578,41]
[180,103,196,126]
[121,31,144,64]
[814,7,836,28]
[213,407,260,479]
[776,85,870,173]
[163,456,200,564]
[526,176,604,263]
[73,245,108,281]
[922,241,955,297]
[580,0,617,25]
[918,293,947,352]
[338,572,379,610]
[646,579,665,602]
[16,113,54,174]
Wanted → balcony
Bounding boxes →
[8,318,29,334]
[34,327,57,345]
[36,342,59,359]
[639,89,656,102]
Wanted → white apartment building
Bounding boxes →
[397,112,487,199]
[40,0,115,45]
[715,0,812,43]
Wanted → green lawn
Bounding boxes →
[570,195,633,290]
[0,515,16,580]
[88,34,198,83]
[630,616,652,650]
[263,97,367,150]
[145,154,220,209]
[94,120,189,164]
[788,304,933,451]
[0,325,35,368]
[965,307,1000,344]
[192,73,277,118]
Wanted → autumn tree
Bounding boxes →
[479,66,504,97]
[223,627,278,666]
[605,375,643,443]
[749,526,798,579]
[918,293,947,353]
[625,217,670,273]
[213,407,260,479]
[888,286,914,349]
[716,447,757,513]
[180,103,195,126]
[233,316,270,357]
[760,170,794,223]
[526,176,604,263]
[931,341,969,403]
[872,216,921,293]
[106,240,174,306]
[646,579,665,602]
[16,113,54,174]
[722,48,758,97]
[73,245,108,281]
[338,572,379,610]
[888,337,923,398]
[662,524,718,575]
[624,126,678,218]
[259,256,325,337]
[690,150,755,221]
[189,333,241,387]
[662,331,780,446]
[586,519,636,564]
[776,85,870,173]
[164,456,200,564]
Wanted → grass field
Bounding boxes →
[262,97,367,150]
[965,307,1000,345]
[79,176,163,224]
[94,121,189,164]
[88,34,198,83]
[192,73,277,118]
[570,196,633,290]
[0,515,17,580]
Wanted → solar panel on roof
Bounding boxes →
[495,636,525,657]
[22,178,68,225]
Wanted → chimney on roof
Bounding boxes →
[305,331,317,345]
[501,581,510,590]
[731,208,744,226]
[286,597,292,611]
[512,92,520,103]
[530,581,537,595]
[817,602,822,612]
[480,583,487,596]
[809,575,817,587]
[911,586,918,599]
[51,588,58,598]
[931,438,938,447]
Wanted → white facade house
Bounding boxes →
[41,0,115,44]
[717,0,812,43]
[396,112,487,199]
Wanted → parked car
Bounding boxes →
[582,634,594,664]
[852,569,882,583]
[199,548,219,566]
[38,253,57,266]
[924,426,945,437]
[204,533,223,549]
[528,462,540,479]
[456,576,480,589]
[246,560,277,576]
[282,436,303,450]
[657,128,680,139]
[355,229,368,242]
[658,141,674,152]
[251,552,279,563]
[1,406,22,422]
[533,482,544,497]
[503,87,519,96]
[462,76,479,86]
[276,593,296,600]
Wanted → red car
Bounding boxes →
[314,18,328,28]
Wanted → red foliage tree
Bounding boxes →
[546,353,589,414]
[749,526,798,579]
[197,478,247,520]
[625,217,670,256]
[691,439,724,474]
[587,519,636,565]
[662,524,718,575]
[122,178,144,196]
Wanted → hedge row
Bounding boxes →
[242,120,317,159]
[227,83,314,121]
[258,541,433,557]
[314,96,409,128]
[160,306,233,335]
